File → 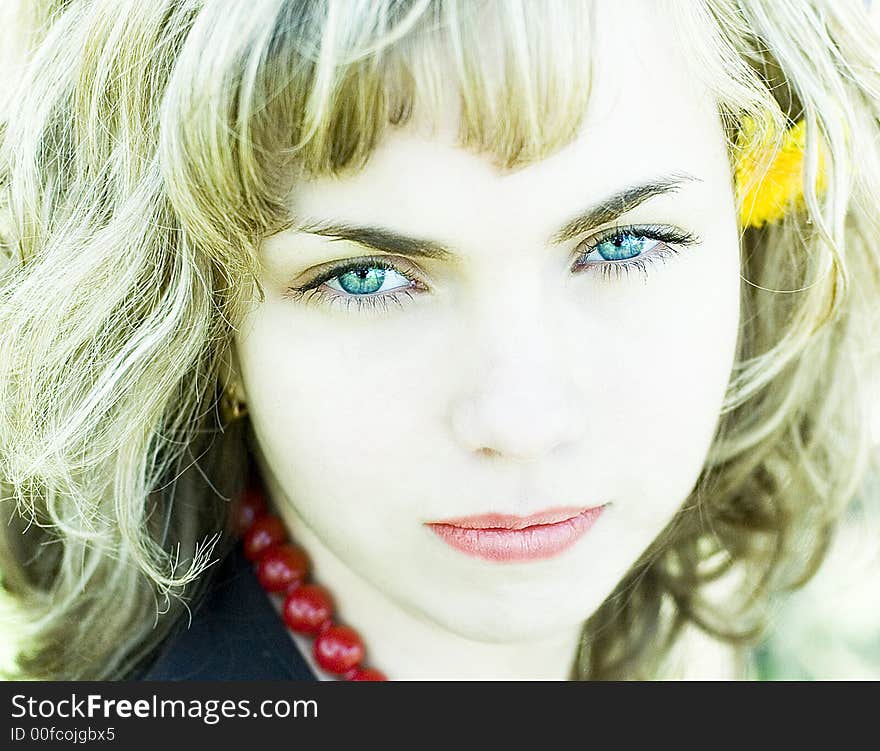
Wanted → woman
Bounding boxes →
[1,0,878,680]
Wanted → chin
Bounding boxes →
[416,598,594,644]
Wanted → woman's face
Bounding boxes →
[233,2,741,644]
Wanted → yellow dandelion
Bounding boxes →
[734,116,828,229]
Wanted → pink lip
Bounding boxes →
[425,505,607,562]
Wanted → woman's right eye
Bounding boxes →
[283,256,426,316]
[325,265,414,296]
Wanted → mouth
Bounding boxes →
[424,505,608,562]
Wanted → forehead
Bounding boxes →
[276,2,727,254]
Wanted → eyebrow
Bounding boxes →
[549,172,700,244]
[293,173,700,260]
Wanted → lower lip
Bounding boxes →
[426,506,607,562]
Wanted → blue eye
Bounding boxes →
[573,224,699,283]
[285,256,423,315]
[328,266,412,296]
[593,233,659,262]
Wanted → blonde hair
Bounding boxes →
[1,0,879,680]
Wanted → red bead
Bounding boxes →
[282,584,333,634]
[243,515,286,561]
[233,485,267,537]
[313,624,365,675]
[345,667,387,681]
[257,544,310,592]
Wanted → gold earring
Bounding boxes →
[220,382,248,423]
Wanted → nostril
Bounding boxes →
[477,446,501,458]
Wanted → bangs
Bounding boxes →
[274,0,597,174]
[158,0,595,262]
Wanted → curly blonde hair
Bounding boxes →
[1,0,879,680]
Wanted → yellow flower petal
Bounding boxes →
[735,116,827,229]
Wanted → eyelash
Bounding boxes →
[573,223,699,282]
[283,223,700,315]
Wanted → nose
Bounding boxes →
[449,293,585,462]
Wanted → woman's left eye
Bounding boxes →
[594,234,659,261]
[571,224,700,282]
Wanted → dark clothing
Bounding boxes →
[135,545,317,680]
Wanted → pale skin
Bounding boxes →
[228,2,742,679]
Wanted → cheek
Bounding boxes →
[570,232,740,527]
[234,303,435,541]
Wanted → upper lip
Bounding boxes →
[424,505,603,530]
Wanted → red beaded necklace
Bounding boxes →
[233,477,388,681]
